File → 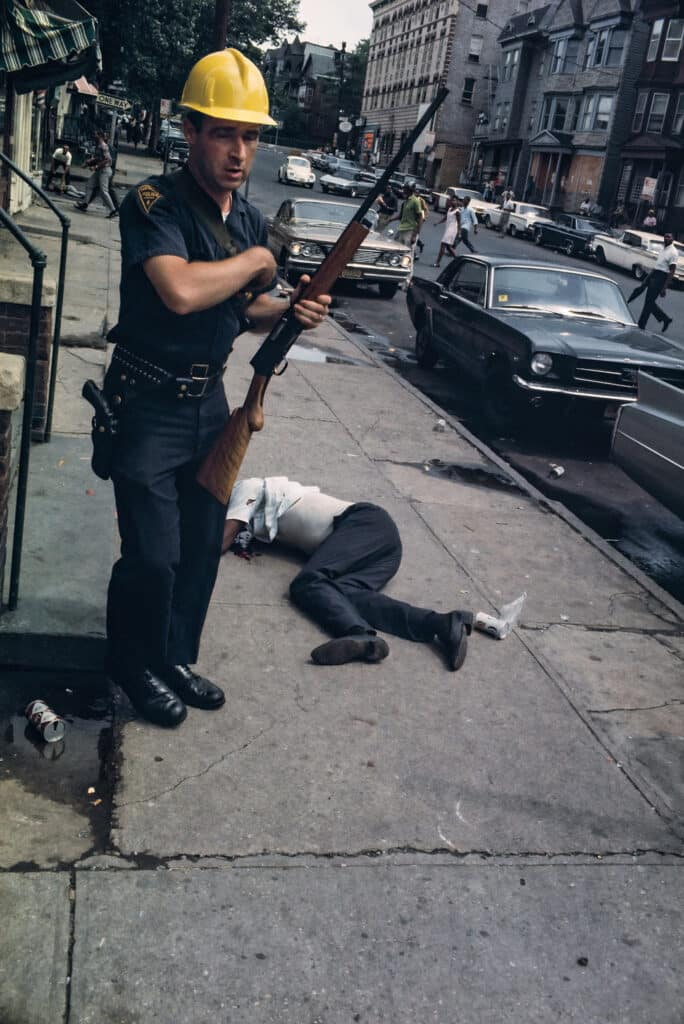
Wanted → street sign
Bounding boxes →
[97,94,131,111]
[642,176,657,200]
[355,117,365,127]
[339,120,352,133]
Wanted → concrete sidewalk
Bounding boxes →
[0,165,682,1023]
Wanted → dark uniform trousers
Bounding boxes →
[289,503,438,642]
[638,269,669,329]
[106,381,229,670]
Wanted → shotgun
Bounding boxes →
[196,86,449,505]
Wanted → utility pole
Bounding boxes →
[212,0,231,51]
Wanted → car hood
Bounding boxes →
[278,221,410,252]
[285,166,311,177]
[501,313,684,366]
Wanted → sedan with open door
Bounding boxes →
[406,255,684,432]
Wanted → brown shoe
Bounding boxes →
[311,635,389,666]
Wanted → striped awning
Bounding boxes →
[1,0,98,74]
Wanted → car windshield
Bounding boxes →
[332,169,358,180]
[491,267,634,323]
[288,158,309,168]
[577,219,606,232]
[518,204,547,216]
[291,202,352,225]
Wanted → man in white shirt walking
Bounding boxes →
[627,232,678,332]
[454,195,477,253]
[223,477,473,670]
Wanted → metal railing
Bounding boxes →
[0,206,46,610]
[0,151,71,441]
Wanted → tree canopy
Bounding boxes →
[84,0,303,102]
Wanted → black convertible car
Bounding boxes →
[406,255,684,431]
[534,214,610,257]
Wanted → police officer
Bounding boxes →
[104,50,331,727]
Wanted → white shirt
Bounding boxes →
[227,477,351,555]
[459,206,477,231]
[654,244,678,272]
[52,147,72,167]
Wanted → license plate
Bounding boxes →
[342,268,362,279]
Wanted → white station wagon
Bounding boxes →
[277,155,315,189]
[589,228,684,282]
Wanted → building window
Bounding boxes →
[502,101,510,130]
[502,48,519,81]
[493,103,501,130]
[476,3,488,17]
[674,93,684,135]
[662,19,684,61]
[580,94,598,130]
[606,29,627,66]
[540,95,570,132]
[468,35,483,62]
[538,54,545,76]
[594,95,613,130]
[646,18,664,61]
[462,77,475,104]
[632,91,648,132]
[646,93,669,132]
[527,99,538,130]
[551,37,579,73]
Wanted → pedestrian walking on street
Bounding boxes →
[388,183,423,257]
[414,184,429,258]
[100,50,331,727]
[375,186,397,230]
[433,196,460,267]
[223,478,474,670]
[498,193,515,234]
[627,232,678,332]
[74,130,117,217]
[454,195,477,252]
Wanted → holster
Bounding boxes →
[82,379,119,480]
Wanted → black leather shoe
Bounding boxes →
[157,664,225,710]
[438,611,474,671]
[112,666,187,727]
[311,635,389,665]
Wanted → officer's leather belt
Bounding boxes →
[111,345,226,399]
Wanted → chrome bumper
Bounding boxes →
[513,374,637,403]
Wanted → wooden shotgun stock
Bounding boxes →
[196,87,449,505]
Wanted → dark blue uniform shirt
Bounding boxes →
[109,168,273,372]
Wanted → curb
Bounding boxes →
[326,312,684,626]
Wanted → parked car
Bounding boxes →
[432,186,484,213]
[324,156,360,176]
[308,151,330,171]
[534,214,611,257]
[267,198,412,299]
[406,255,684,432]
[277,155,315,188]
[612,371,684,519]
[589,228,684,283]
[506,202,552,238]
[319,167,374,197]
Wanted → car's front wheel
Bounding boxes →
[484,214,492,229]
[482,368,522,435]
[534,228,544,246]
[633,264,647,281]
[509,223,517,237]
[594,246,606,266]
[415,323,438,368]
[379,281,399,300]
[563,240,575,257]
[321,184,329,193]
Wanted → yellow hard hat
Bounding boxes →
[180,49,277,126]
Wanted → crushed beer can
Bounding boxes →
[25,699,66,743]
[474,592,527,640]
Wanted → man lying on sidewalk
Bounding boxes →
[222,477,473,669]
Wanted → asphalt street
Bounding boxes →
[248,145,684,603]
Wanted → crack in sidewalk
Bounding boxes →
[588,699,684,715]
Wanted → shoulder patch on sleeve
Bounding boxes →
[137,183,162,214]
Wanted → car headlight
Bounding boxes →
[530,352,553,376]
[298,243,325,258]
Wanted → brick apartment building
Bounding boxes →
[360,0,520,187]
[616,1,684,234]
[471,0,650,214]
